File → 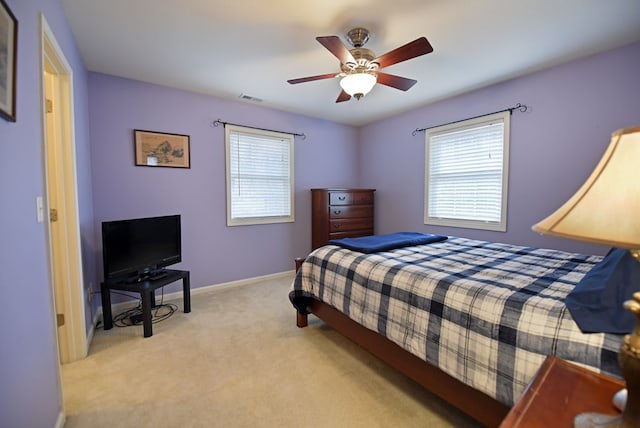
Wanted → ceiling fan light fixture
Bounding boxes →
[288,28,432,103]
[340,73,377,99]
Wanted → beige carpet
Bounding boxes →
[62,273,481,427]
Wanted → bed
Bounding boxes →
[289,236,625,427]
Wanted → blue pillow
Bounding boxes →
[565,248,640,334]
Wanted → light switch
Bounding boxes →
[36,196,44,223]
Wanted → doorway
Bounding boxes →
[41,15,87,364]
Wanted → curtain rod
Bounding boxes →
[211,119,306,140]
[411,103,528,136]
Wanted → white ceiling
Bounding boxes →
[61,0,640,126]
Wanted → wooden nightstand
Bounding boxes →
[500,356,624,427]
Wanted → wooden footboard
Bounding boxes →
[296,300,509,427]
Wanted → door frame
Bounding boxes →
[40,14,88,365]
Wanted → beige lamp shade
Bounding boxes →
[532,127,640,249]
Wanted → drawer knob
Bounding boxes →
[338,196,346,200]
[333,210,341,215]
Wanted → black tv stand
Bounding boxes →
[148,270,169,281]
[101,269,190,337]
[126,269,169,284]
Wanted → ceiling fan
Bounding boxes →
[287,27,433,103]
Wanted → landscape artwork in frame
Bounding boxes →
[134,130,191,168]
[0,0,17,122]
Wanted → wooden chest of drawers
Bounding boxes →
[311,188,375,250]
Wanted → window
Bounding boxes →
[424,111,510,231]
[225,125,294,226]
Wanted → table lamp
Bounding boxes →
[532,126,640,428]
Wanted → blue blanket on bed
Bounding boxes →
[329,232,448,253]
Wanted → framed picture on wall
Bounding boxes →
[134,129,191,168]
[0,0,17,122]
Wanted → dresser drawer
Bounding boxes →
[329,229,374,241]
[329,205,373,219]
[329,191,374,205]
[329,218,373,232]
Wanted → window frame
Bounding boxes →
[224,124,295,226]
[424,111,510,232]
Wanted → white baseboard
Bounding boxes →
[95,270,295,323]
[188,269,295,298]
[86,309,100,353]
[54,410,65,428]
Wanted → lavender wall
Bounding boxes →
[0,0,94,427]
[1,4,637,425]
[359,42,640,255]
[88,73,360,292]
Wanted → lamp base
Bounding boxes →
[612,388,627,412]
[574,413,622,427]
[574,288,640,428]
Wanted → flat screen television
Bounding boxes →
[102,214,181,281]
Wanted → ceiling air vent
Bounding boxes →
[238,94,263,103]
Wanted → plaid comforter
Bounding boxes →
[289,237,624,406]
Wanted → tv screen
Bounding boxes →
[102,214,181,281]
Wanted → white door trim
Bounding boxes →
[40,14,88,365]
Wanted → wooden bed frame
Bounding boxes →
[295,302,509,427]
[293,259,510,427]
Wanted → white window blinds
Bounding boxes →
[424,111,510,231]
[225,125,294,226]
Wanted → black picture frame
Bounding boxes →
[0,0,17,122]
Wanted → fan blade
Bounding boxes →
[336,90,351,103]
[377,72,417,91]
[316,36,356,65]
[287,72,340,84]
[374,37,433,69]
